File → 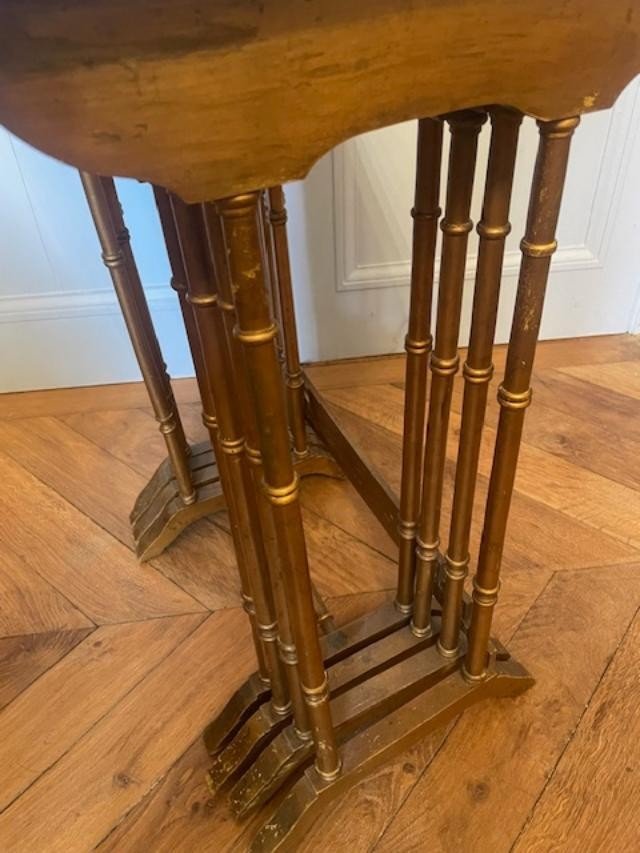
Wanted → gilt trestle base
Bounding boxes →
[82,113,575,850]
[130,429,343,562]
[6,1,623,843]
[195,108,578,850]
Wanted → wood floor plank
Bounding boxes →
[376,563,640,853]
[525,368,640,445]
[302,508,396,596]
[214,506,397,598]
[0,628,93,711]
[63,404,209,480]
[323,398,640,574]
[153,517,242,611]
[305,354,406,390]
[0,416,145,546]
[559,359,640,401]
[298,731,450,853]
[306,335,640,392]
[0,549,93,637]
[301,476,397,562]
[167,401,209,445]
[450,371,640,493]
[326,382,640,552]
[0,610,253,853]
[0,613,204,813]
[0,417,239,611]
[0,450,205,623]
[62,407,167,479]
[0,377,200,421]
[513,603,640,853]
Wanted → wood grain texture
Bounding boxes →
[376,564,640,852]
[0,450,203,622]
[0,611,253,852]
[314,336,640,393]
[0,337,639,851]
[62,407,170,479]
[0,416,150,546]
[0,628,93,711]
[1,2,638,200]
[0,548,92,637]
[0,614,204,812]
[214,504,397,598]
[63,405,209,478]
[323,388,640,573]
[0,417,236,611]
[560,359,640,401]
[513,604,640,853]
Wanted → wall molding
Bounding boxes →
[0,283,175,324]
[332,83,639,295]
[336,245,600,292]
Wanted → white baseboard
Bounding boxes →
[0,285,193,393]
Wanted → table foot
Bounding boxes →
[204,599,408,756]
[209,606,431,793]
[229,623,450,817]
[130,430,344,562]
[251,654,533,851]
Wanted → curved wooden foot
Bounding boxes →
[203,673,272,757]
[204,600,408,757]
[251,655,534,852]
[131,440,213,523]
[229,626,450,817]
[131,430,343,562]
[209,610,433,794]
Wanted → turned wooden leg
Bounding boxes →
[80,172,196,506]
[464,116,580,681]
[438,107,522,657]
[216,192,341,781]
[412,110,486,636]
[261,191,287,369]
[170,196,291,713]
[153,185,211,406]
[395,118,443,614]
[202,205,310,739]
[267,186,308,457]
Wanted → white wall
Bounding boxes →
[291,76,640,362]
[1,75,640,392]
[0,129,192,392]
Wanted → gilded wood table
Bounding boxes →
[1,2,638,849]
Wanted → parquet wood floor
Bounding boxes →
[1,333,640,852]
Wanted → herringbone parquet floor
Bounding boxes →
[1,334,640,851]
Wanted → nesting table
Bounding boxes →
[1,2,638,849]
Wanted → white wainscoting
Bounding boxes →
[293,75,640,362]
[2,76,640,390]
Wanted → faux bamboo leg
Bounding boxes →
[216,191,341,781]
[153,186,211,403]
[464,116,580,681]
[395,118,443,614]
[267,186,308,457]
[203,205,310,738]
[170,196,290,709]
[128,184,228,561]
[80,172,196,505]
[261,191,287,369]
[412,110,486,636]
[438,108,522,656]
[102,177,189,463]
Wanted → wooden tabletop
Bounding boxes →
[1,1,639,200]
